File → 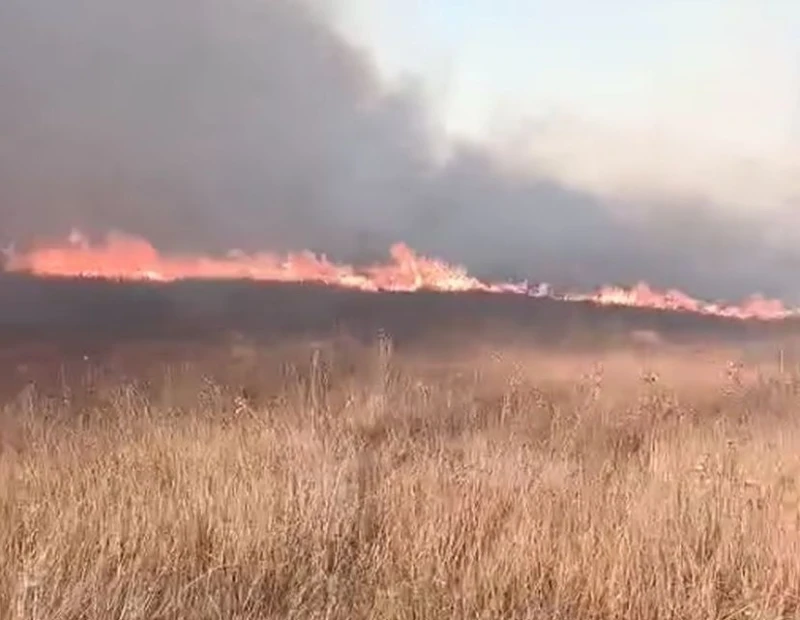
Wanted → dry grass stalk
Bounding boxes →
[1,338,800,618]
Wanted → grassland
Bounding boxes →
[3,333,800,619]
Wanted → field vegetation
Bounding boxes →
[3,333,800,619]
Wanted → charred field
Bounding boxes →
[0,271,795,347]
[4,276,800,619]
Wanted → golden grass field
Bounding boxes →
[3,333,800,619]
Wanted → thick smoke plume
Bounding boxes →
[0,0,794,300]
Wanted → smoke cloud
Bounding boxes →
[0,0,795,300]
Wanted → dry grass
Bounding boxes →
[3,334,800,619]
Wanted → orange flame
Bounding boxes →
[3,229,797,321]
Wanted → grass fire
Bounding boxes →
[6,229,797,322]
[3,0,800,617]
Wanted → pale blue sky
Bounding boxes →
[335,1,800,211]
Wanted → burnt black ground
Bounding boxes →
[0,273,798,406]
[0,273,794,348]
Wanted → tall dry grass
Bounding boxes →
[2,336,800,619]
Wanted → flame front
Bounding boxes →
[4,229,796,322]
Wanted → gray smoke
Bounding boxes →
[0,0,794,301]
